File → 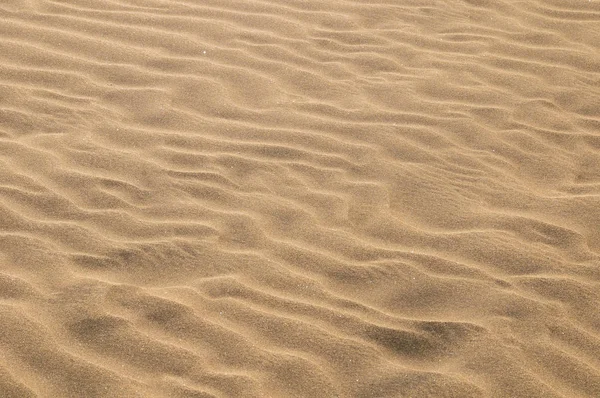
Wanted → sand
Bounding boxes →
[0,0,599,397]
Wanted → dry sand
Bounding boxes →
[1,0,600,397]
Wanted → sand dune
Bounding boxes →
[0,0,599,397]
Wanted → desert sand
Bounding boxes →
[0,0,599,397]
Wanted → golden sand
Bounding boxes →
[0,0,599,397]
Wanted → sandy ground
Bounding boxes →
[1,0,600,397]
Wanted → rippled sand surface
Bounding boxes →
[1,0,600,397]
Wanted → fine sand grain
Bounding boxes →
[1,0,600,397]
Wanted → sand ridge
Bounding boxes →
[0,0,600,397]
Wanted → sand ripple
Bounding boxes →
[1,0,599,397]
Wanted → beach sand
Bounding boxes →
[1,0,599,397]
